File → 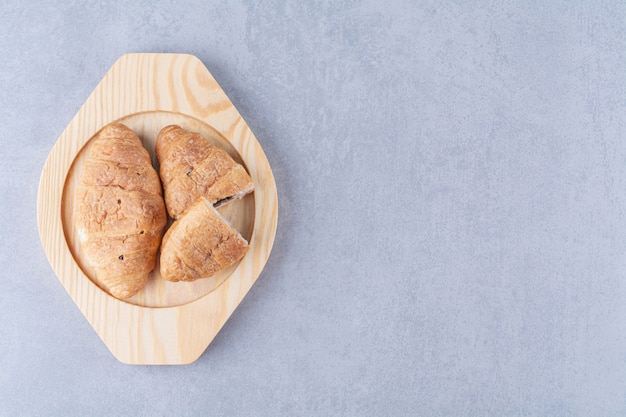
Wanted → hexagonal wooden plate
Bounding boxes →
[37,53,278,364]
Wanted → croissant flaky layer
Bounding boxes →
[156,125,254,218]
[75,123,167,299]
[160,197,249,282]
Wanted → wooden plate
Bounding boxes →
[37,53,278,364]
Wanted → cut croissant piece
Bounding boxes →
[156,125,254,218]
[75,123,167,299]
[160,197,249,282]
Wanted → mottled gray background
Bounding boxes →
[1,1,625,416]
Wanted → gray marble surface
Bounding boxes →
[1,1,626,415]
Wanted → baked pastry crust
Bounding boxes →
[160,197,249,282]
[75,123,166,299]
[156,125,254,218]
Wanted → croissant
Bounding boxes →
[160,197,249,282]
[75,123,167,299]
[155,125,254,218]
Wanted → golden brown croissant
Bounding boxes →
[155,125,254,218]
[160,197,249,282]
[75,123,167,299]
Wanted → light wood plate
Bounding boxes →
[37,53,278,364]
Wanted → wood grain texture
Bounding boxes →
[37,53,278,364]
